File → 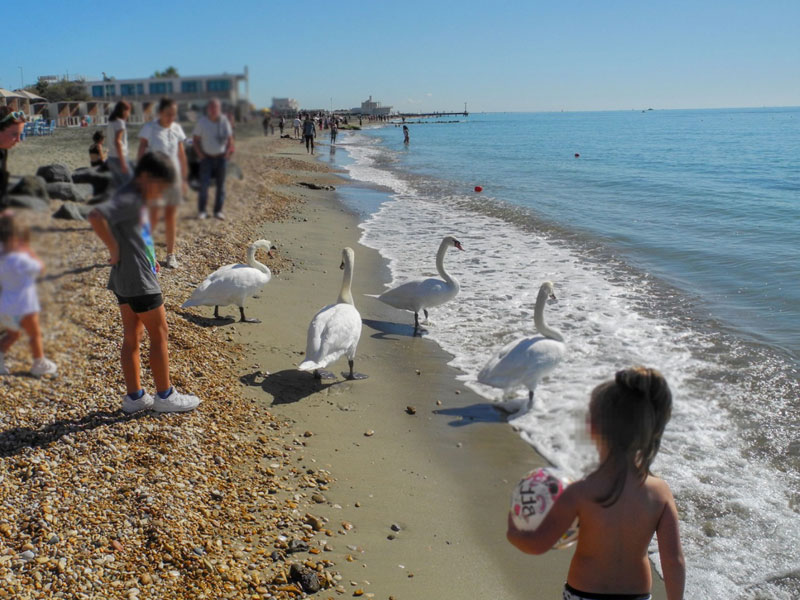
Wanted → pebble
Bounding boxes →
[47,533,59,544]
[390,523,401,532]
[364,430,374,437]
[311,493,326,503]
[405,406,416,415]
[20,550,35,561]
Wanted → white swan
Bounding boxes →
[477,281,566,411]
[298,247,366,381]
[181,239,275,323]
[375,235,464,330]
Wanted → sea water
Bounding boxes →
[328,109,799,599]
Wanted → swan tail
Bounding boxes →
[298,360,323,372]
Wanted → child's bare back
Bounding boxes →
[566,469,678,594]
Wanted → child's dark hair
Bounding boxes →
[109,101,131,122]
[134,151,176,185]
[92,130,105,144]
[0,212,30,250]
[589,366,672,507]
[157,97,176,113]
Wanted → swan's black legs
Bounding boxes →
[414,312,420,328]
[413,311,427,336]
[343,359,368,381]
[239,306,261,324]
[424,309,429,321]
[314,369,336,380]
[214,305,221,319]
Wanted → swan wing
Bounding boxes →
[299,304,362,370]
[377,278,458,311]
[182,265,271,308]
[478,336,565,391]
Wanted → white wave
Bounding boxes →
[343,135,800,600]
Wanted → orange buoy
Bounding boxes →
[474,186,483,192]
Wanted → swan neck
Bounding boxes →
[534,289,564,341]
[436,240,455,284]
[247,245,270,274]
[337,261,354,305]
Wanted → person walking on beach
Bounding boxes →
[262,114,270,136]
[137,97,189,269]
[89,130,107,169]
[403,125,410,144]
[303,114,316,154]
[279,117,285,136]
[293,116,301,139]
[0,108,26,210]
[330,120,338,145]
[106,101,133,189]
[88,152,200,414]
[507,366,685,600]
[193,99,234,220]
[0,213,58,377]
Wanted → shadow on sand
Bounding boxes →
[0,409,149,458]
[433,402,509,427]
[177,310,235,328]
[361,318,423,340]
[240,369,337,406]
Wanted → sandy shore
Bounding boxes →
[224,137,669,599]
[1,124,667,599]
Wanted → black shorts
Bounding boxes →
[114,292,164,314]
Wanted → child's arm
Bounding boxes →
[506,484,579,555]
[656,487,685,600]
[88,210,120,265]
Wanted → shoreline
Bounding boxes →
[235,137,668,599]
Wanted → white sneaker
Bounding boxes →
[214,211,225,220]
[153,387,200,413]
[0,353,8,376]
[121,391,154,414]
[198,211,208,220]
[165,254,179,269]
[30,357,57,377]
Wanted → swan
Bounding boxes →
[477,281,566,412]
[375,235,464,331]
[298,247,367,381]
[181,239,275,323]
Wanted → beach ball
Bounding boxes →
[474,186,483,192]
[510,467,579,549]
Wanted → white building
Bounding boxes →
[358,95,392,116]
[271,98,299,116]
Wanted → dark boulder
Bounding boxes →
[53,202,93,221]
[71,167,113,195]
[7,195,50,211]
[10,176,49,201]
[46,182,92,202]
[36,163,72,183]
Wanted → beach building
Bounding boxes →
[356,95,392,116]
[271,98,299,116]
[81,68,250,123]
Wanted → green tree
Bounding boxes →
[153,66,179,78]
[25,80,88,102]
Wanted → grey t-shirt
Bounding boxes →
[193,115,233,156]
[94,181,161,298]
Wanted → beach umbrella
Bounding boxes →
[14,90,47,102]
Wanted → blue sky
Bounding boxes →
[3,0,798,112]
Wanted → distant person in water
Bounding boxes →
[330,120,338,144]
[403,125,410,144]
[303,115,316,154]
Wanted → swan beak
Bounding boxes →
[340,261,345,270]
[267,250,276,259]
[454,240,464,251]
[549,293,558,302]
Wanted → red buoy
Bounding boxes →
[474,186,483,193]
[574,153,580,158]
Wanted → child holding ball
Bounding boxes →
[507,367,685,600]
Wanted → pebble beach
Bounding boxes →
[1,124,671,599]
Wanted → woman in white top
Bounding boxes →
[106,100,132,188]
[137,98,188,269]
